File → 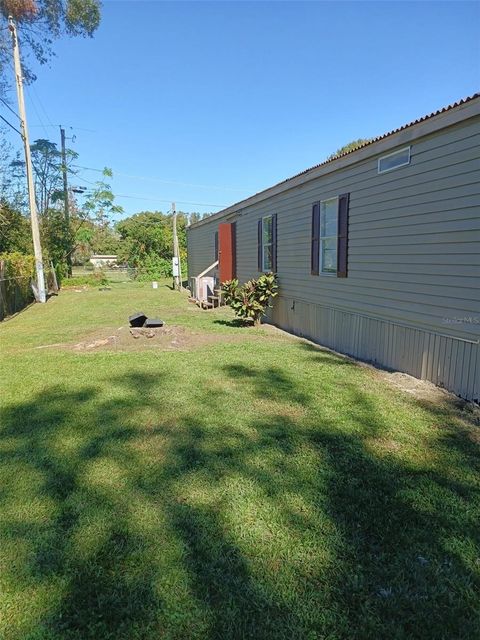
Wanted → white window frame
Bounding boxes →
[262,215,273,271]
[378,146,411,174]
[320,197,338,276]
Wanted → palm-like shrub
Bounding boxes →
[222,272,278,326]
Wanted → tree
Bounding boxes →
[64,168,121,265]
[82,168,122,225]
[0,199,31,253]
[0,1,101,84]
[0,151,28,210]
[327,138,372,161]
[0,131,13,198]
[189,212,202,225]
[115,210,188,278]
[72,219,119,264]
[30,138,78,215]
[116,211,173,267]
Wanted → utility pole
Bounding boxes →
[60,126,72,276]
[172,202,180,291]
[9,16,46,303]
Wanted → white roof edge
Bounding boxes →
[188,95,480,229]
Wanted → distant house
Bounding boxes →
[187,94,480,401]
[89,254,118,268]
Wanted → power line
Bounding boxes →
[72,172,227,208]
[25,84,50,139]
[0,97,21,121]
[30,84,56,129]
[28,124,97,133]
[0,113,22,137]
[107,194,227,208]
[72,173,98,187]
[70,164,249,192]
[74,184,226,208]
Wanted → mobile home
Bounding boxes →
[187,95,480,401]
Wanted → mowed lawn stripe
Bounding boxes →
[0,282,479,639]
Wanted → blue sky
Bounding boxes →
[3,0,479,218]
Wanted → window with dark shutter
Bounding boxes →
[337,193,350,278]
[214,231,219,261]
[311,203,320,275]
[312,194,350,277]
[258,215,276,272]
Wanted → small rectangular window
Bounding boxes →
[320,198,338,274]
[262,215,273,271]
[378,146,411,173]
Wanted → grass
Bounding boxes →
[0,281,479,639]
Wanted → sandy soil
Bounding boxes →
[70,324,243,352]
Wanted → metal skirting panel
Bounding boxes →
[270,296,479,402]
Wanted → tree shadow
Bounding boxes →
[1,357,479,639]
[212,318,248,328]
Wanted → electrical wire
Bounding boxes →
[71,174,227,208]
[70,164,249,192]
[30,84,56,129]
[24,84,50,139]
[114,195,227,208]
[0,97,21,121]
[75,188,226,208]
[0,113,22,137]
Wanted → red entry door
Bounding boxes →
[218,222,236,282]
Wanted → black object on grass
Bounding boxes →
[129,312,147,327]
[144,318,164,328]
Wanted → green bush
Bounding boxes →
[136,254,187,282]
[222,272,278,326]
[61,273,108,287]
[54,262,67,287]
[0,252,35,281]
[135,255,172,281]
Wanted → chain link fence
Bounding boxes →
[71,266,138,282]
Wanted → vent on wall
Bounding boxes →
[378,146,411,173]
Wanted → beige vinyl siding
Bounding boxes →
[233,116,480,340]
[186,104,480,400]
[187,217,221,278]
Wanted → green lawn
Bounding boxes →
[0,282,479,640]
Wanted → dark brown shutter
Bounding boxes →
[258,219,262,271]
[214,231,219,261]
[337,193,350,278]
[311,203,320,275]
[271,214,277,272]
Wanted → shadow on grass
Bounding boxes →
[1,358,479,639]
[212,318,248,328]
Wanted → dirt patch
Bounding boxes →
[70,324,245,352]
[379,370,455,404]
[73,336,117,351]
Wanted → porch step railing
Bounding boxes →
[189,260,225,309]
